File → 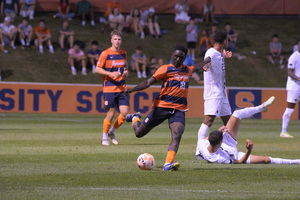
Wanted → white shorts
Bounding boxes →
[204,98,232,117]
[287,90,300,104]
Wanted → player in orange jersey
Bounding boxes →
[95,30,129,146]
[124,46,211,171]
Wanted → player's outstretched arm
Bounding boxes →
[223,50,233,59]
[124,77,157,96]
[234,140,253,164]
[194,57,211,72]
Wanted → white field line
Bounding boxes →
[1,186,300,194]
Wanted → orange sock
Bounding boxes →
[164,150,176,165]
[112,114,126,129]
[103,118,112,134]
[132,117,141,126]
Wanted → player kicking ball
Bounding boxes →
[125,46,211,171]
[196,96,299,164]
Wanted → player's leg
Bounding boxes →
[281,90,297,138]
[249,155,299,164]
[102,107,116,146]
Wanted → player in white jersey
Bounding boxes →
[280,39,300,138]
[195,31,232,154]
[196,96,300,164]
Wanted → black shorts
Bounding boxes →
[142,107,185,128]
[187,42,196,49]
[103,92,129,109]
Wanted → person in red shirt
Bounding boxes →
[56,0,75,20]
[95,30,129,146]
[125,46,211,171]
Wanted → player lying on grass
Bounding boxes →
[195,96,299,164]
[125,46,211,171]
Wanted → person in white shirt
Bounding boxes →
[280,39,300,138]
[195,31,232,155]
[196,96,299,164]
[0,16,17,49]
[174,0,190,24]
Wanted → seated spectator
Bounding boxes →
[202,0,215,25]
[267,34,285,68]
[211,23,218,38]
[174,0,190,24]
[109,7,124,33]
[0,43,8,53]
[34,19,55,54]
[1,0,18,21]
[126,8,145,39]
[146,7,160,39]
[147,56,159,75]
[87,40,102,73]
[69,41,87,75]
[105,0,122,17]
[199,29,214,56]
[59,20,74,51]
[76,0,95,26]
[225,23,238,51]
[18,17,33,47]
[186,17,198,60]
[131,45,147,78]
[56,0,75,21]
[19,0,36,20]
[0,16,17,49]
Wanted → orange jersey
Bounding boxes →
[152,64,194,111]
[200,36,214,48]
[34,26,50,35]
[96,48,127,93]
[105,1,122,16]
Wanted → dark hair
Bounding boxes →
[132,8,141,18]
[225,22,231,26]
[136,45,142,50]
[91,40,99,46]
[190,16,195,21]
[214,31,227,43]
[272,34,278,38]
[205,29,210,36]
[39,19,46,24]
[74,40,85,49]
[22,17,28,21]
[174,45,188,55]
[208,131,223,146]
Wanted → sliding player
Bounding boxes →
[125,46,211,171]
[196,96,299,164]
[95,30,129,146]
[280,39,300,138]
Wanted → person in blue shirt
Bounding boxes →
[87,40,102,73]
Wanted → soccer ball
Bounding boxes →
[137,153,155,170]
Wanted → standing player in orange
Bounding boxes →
[125,46,211,171]
[95,30,129,146]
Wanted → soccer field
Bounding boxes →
[0,113,299,199]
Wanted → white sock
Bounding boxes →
[39,45,43,50]
[49,45,54,51]
[281,108,294,133]
[102,132,108,140]
[71,66,75,71]
[270,157,299,164]
[21,39,25,46]
[195,123,209,155]
[92,65,96,69]
[232,105,263,120]
[109,127,117,134]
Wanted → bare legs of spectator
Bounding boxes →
[148,21,160,38]
[133,61,146,78]
[109,22,123,33]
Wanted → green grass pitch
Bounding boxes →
[0,113,299,199]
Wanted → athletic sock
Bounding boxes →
[269,157,299,164]
[232,106,263,120]
[102,132,108,140]
[103,118,112,135]
[281,108,294,133]
[21,39,25,46]
[112,114,126,130]
[195,123,209,154]
[164,150,176,165]
[132,117,141,126]
[49,45,54,51]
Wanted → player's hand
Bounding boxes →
[218,126,228,132]
[223,50,233,58]
[122,70,128,77]
[245,139,253,150]
[124,88,132,96]
[110,71,121,78]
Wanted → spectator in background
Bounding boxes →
[0,16,17,49]
[109,7,124,33]
[211,23,218,38]
[18,17,33,47]
[202,0,215,25]
[186,17,198,60]
[131,45,147,78]
[148,56,159,75]
[146,7,160,39]
[69,40,87,75]
[199,29,214,56]
[87,40,102,73]
[225,23,238,51]
[56,0,75,21]
[174,0,190,24]
[267,34,285,68]
[105,0,122,17]
[19,0,36,20]
[126,8,145,39]
[59,20,74,51]
[0,0,18,21]
[34,19,55,54]
[76,0,95,26]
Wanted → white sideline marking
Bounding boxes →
[1,186,300,194]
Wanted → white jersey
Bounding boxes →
[286,51,300,92]
[203,48,227,100]
[0,23,15,34]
